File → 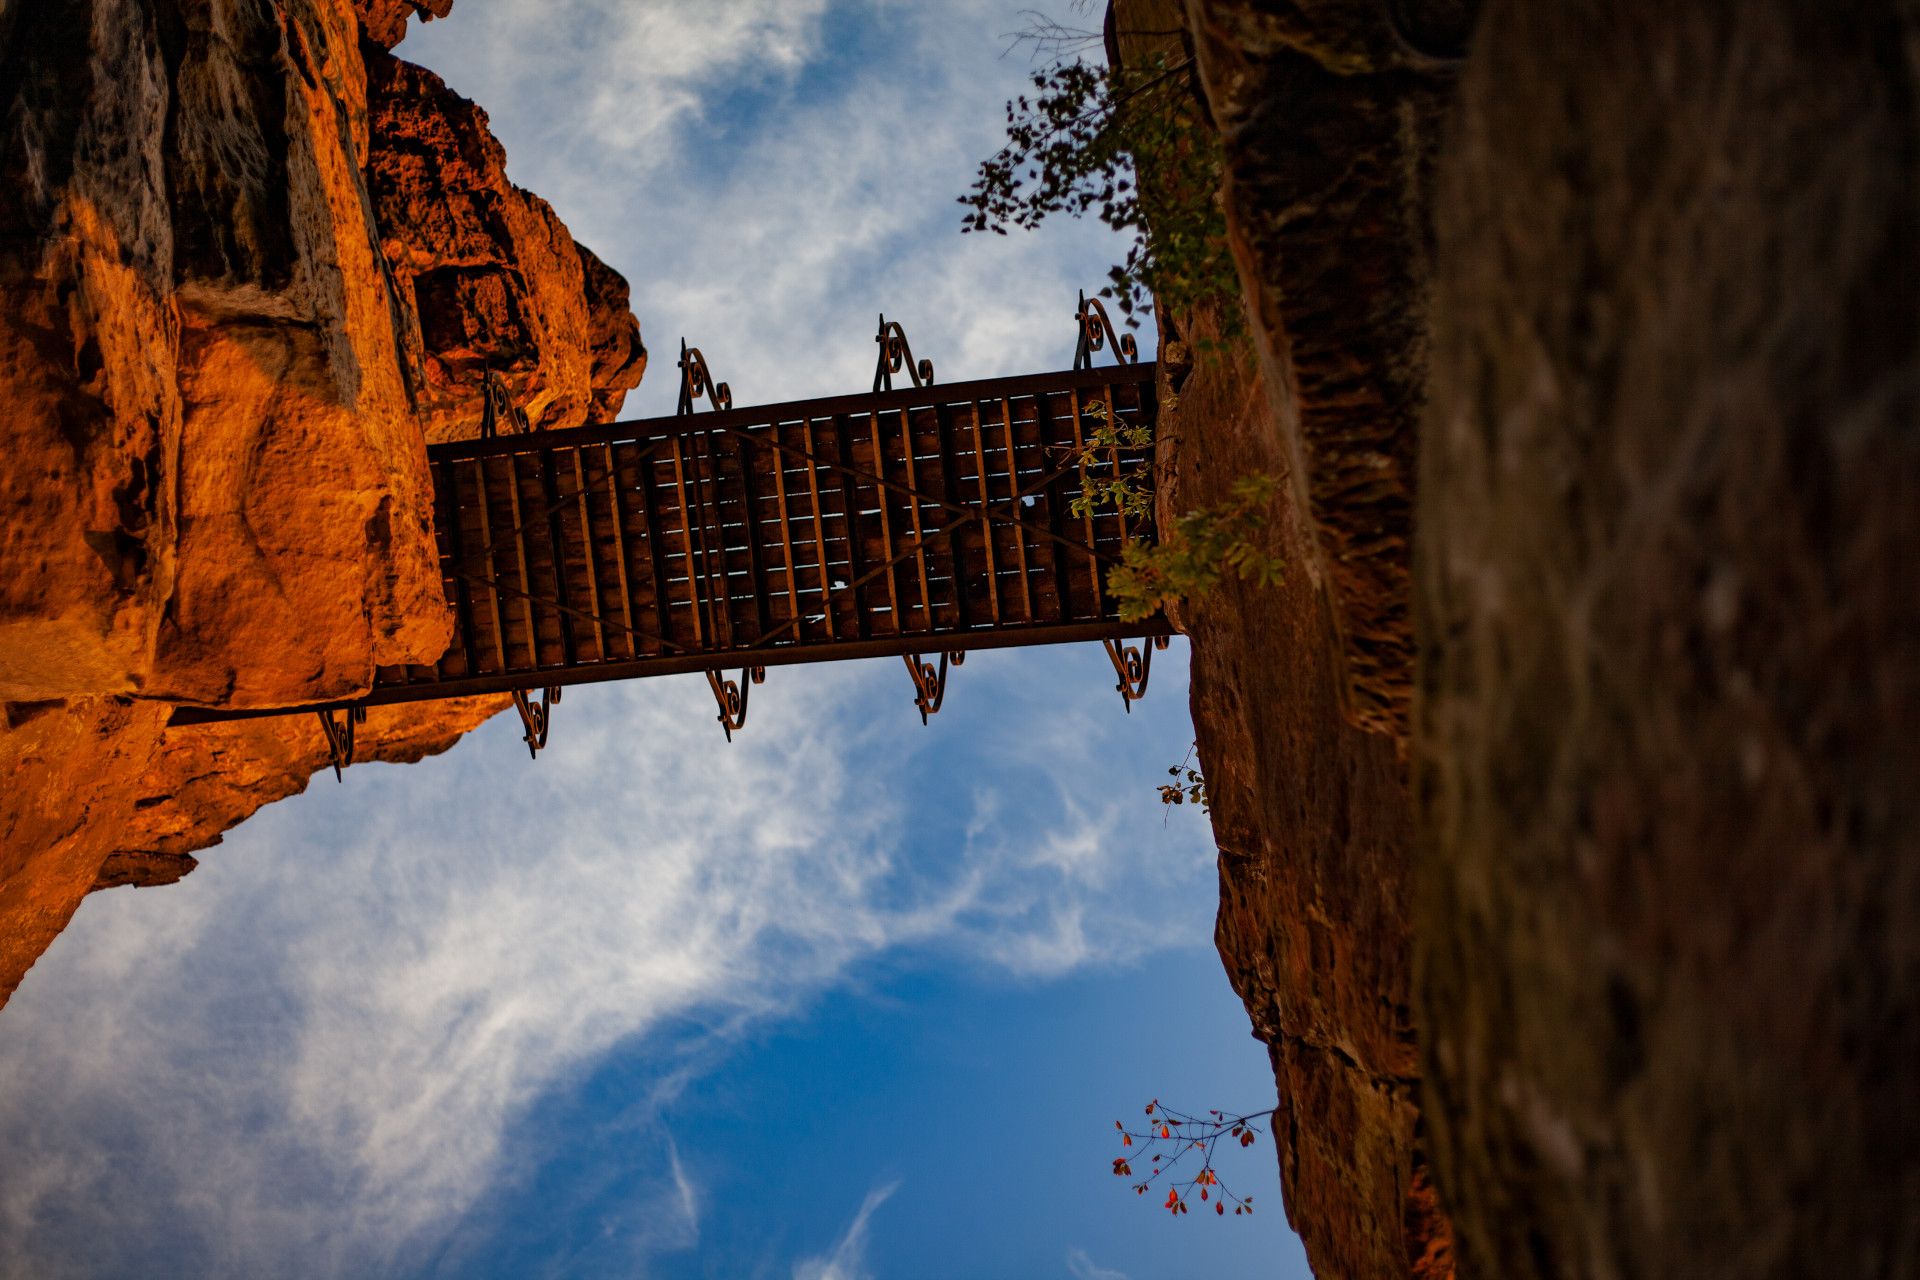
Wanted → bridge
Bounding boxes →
[172,296,1172,770]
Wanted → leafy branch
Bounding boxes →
[961,34,1236,324]
[1066,398,1283,621]
[1069,398,1156,526]
[1158,741,1208,811]
[997,7,1106,62]
[1107,473,1284,621]
[1111,1098,1274,1217]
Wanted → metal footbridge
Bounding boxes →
[172,296,1172,768]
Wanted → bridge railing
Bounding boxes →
[173,298,1172,769]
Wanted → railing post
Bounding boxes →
[317,704,367,780]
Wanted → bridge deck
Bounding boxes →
[176,362,1165,725]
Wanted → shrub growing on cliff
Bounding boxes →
[1107,473,1283,621]
[1072,398,1283,622]
[970,27,1280,615]
[960,16,1237,324]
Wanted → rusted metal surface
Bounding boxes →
[174,312,1168,744]
[705,666,764,740]
[1104,634,1170,710]
[510,685,560,758]
[1074,291,1138,371]
[903,650,964,724]
[478,366,532,440]
[316,705,366,779]
[873,314,934,391]
[676,339,733,415]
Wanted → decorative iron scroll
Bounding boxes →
[707,666,766,741]
[478,367,532,439]
[677,339,733,414]
[317,704,367,781]
[512,686,561,758]
[873,314,934,392]
[1073,290,1139,371]
[903,650,965,724]
[1102,634,1169,711]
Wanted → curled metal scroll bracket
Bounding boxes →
[1102,635,1169,711]
[873,314,934,392]
[512,685,561,759]
[317,704,368,781]
[478,366,531,439]
[904,650,965,724]
[1073,290,1139,371]
[677,339,733,415]
[707,666,766,742]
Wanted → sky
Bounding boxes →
[0,3,1312,1277]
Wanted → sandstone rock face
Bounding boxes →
[1417,2,1920,1275]
[1181,0,1467,739]
[364,49,645,442]
[0,0,643,1009]
[1156,302,1448,1280]
[0,699,169,1009]
[352,0,452,49]
[578,244,648,424]
[1113,1,1460,1274]
[92,695,508,893]
[0,0,447,707]
[0,695,503,1006]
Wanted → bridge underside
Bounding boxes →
[172,360,1168,735]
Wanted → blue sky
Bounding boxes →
[0,4,1311,1277]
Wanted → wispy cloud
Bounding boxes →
[1066,1247,1131,1280]
[665,1135,699,1235]
[793,1181,898,1280]
[0,648,1208,1276]
[412,0,834,169]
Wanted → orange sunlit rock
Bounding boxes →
[0,0,642,1008]
[364,46,647,441]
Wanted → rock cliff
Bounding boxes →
[1417,2,1920,1274]
[1113,1,1461,1275]
[0,0,643,1008]
[1135,0,1917,1276]
[1154,300,1449,1280]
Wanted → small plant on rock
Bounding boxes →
[1107,473,1283,622]
[1158,742,1208,812]
[960,15,1237,325]
[1069,399,1283,622]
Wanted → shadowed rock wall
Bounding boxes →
[0,0,448,707]
[1180,0,1470,740]
[1113,1,1462,1274]
[1154,299,1450,1280]
[1110,1,1916,1274]
[1416,2,1920,1275]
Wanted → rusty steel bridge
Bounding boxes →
[172,296,1172,771]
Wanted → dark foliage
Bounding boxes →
[960,43,1236,325]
